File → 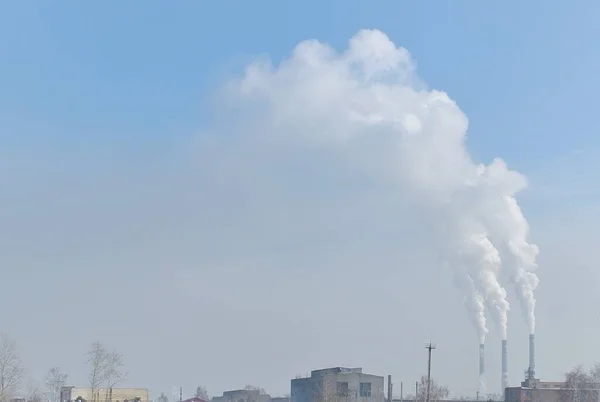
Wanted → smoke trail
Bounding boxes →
[453,268,488,343]
[499,196,539,334]
[461,233,510,340]
[475,160,540,333]
[439,221,489,343]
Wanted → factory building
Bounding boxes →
[212,389,272,402]
[291,367,384,402]
[60,387,149,402]
[504,377,600,402]
[393,400,498,402]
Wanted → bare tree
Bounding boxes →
[484,393,502,401]
[589,363,600,386]
[414,376,449,402]
[239,385,268,402]
[103,350,127,402]
[46,367,68,402]
[194,386,209,400]
[0,333,25,402]
[26,380,44,402]
[563,364,600,402]
[157,394,169,402]
[87,342,108,402]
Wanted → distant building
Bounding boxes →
[182,398,209,402]
[212,389,271,402]
[393,400,497,402]
[270,397,290,402]
[291,367,384,402]
[504,377,600,402]
[60,387,149,402]
[393,400,498,402]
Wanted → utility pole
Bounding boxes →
[425,341,436,402]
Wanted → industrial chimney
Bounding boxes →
[501,339,508,392]
[479,343,485,378]
[529,334,536,377]
[388,375,393,402]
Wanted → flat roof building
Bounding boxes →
[291,367,384,402]
[212,389,271,402]
[504,377,600,402]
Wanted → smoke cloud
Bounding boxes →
[453,269,488,343]
[461,234,510,340]
[218,29,537,340]
[496,196,540,334]
[475,164,540,334]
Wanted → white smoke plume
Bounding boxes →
[453,269,488,343]
[220,29,536,339]
[485,196,540,334]
[499,196,539,334]
[460,233,510,340]
[471,160,540,333]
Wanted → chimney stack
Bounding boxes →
[479,343,485,378]
[388,375,393,402]
[501,339,508,393]
[529,334,536,377]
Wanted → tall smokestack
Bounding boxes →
[479,343,485,377]
[529,334,536,377]
[501,340,508,393]
[388,375,393,402]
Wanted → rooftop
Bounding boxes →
[310,367,363,377]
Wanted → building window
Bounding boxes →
[337,382,349,397]
[359,383,372,397]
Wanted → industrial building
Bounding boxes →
[393,400,496,402]
[504,377,600,402]
[211,389,272,402]
[60,387,149,402]
[501,333,600,402]
[291,367,384,402]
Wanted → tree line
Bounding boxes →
[0,332,269,402]
[0,333,126,402]
[0,332,68,402]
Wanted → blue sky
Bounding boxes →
[2,1,599,163]
[2,1,600,399]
